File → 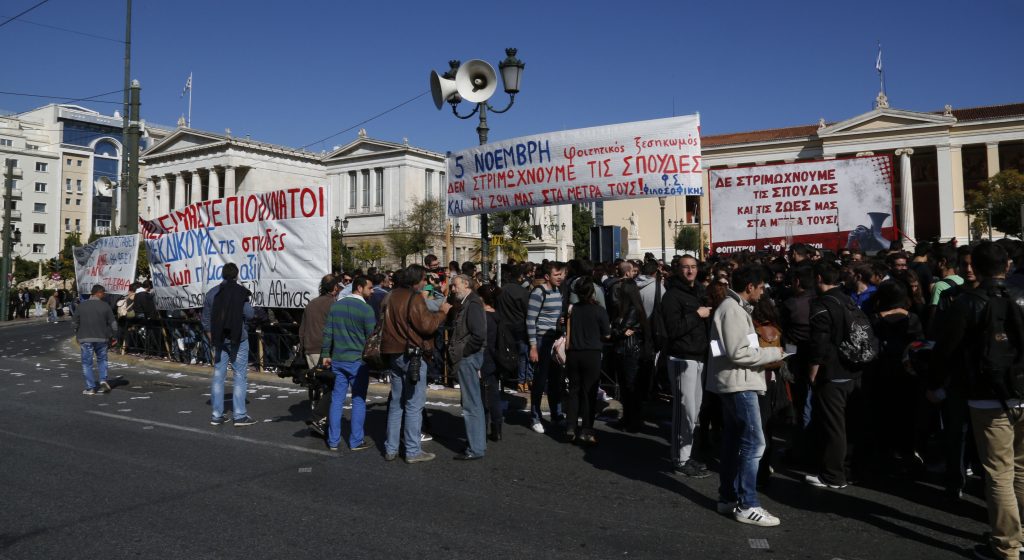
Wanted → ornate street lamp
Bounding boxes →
[430,48,525,281]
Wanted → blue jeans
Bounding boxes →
[80,341,109,390]
[718,391,766,509]
[531,332,563,422]
[48,309,57,323]
[385,353,428,458]
[457,350,486,456]
[328,360,369,449]
[211,338,249,420]
[517,339,533,384]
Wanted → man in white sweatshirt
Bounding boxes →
[707,265,786,527]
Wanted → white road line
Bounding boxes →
[86,411,337,458]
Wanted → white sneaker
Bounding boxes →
[734,506,780,527]
[420,433,433,442]
[804,474,848,489]
[531,421,545,434]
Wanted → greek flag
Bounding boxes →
[875,45,882,74]
[181,73,192,97]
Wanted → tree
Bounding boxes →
[572,205,595,257]
[491,209,533,261]
[60,232,81,288]
[674,225,701,254]
[352,240,387,268]
[385,197,445,267]
[135,236,149,280]
[331,229,354,273]
[966,170,1024,239]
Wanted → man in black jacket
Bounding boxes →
[497,263,531,393]
[929,242,1024,560]
[74,284,119,395]
[201,263,256,427]
[805,260,861,489]
[449,274,487,460]
[661,255,711,478]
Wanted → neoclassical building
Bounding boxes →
[605,99,1024,255]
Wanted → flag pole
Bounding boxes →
[187,73,192,128]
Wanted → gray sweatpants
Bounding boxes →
[669,357,704,465]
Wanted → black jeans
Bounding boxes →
[564,350,602,433]
[616,350,646,429]
[813,379,861,485]
[481,368,503,427]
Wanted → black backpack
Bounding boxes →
[825,295,880,366]
[494,318,518,374]
[973,287,1024,406]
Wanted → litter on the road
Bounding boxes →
[178,410,192,414]
[117,409,131,412]
[130,396,151,400]
[298,467,312,473]
[142,426,154,430]
[749,539,769,550]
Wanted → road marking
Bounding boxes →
[86,411,338,457]
[749,539,769,549]
[298,467,312,473]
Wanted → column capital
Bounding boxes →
[986,141,1000,148]
[894,148,914,157]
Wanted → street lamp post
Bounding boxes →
[431,48,525,282]
[658,196,667,262]
[2,160,24,322]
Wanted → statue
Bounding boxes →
[628,211,639,238]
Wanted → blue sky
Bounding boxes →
[3,0,1022,154]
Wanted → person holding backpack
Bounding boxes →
[805,260,876,489]
[928,242,1024,560]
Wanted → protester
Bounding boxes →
[662,255,712,478]
[610,277,650,434]
[478,283,504,442]
[526,261,567,434]
[302,276,341,369]
[73,284,118,395]
[562,278,610,444]
[321,275,376,452]
[448,274,488,459]
[707,265,785,527]
[381,264,451,463]
[46,291,59,323]
[201,263,256,427]
[497,263,531,393]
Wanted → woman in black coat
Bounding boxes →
[610,278,651,432]
[478,284,505,441]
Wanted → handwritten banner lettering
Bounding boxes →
[73,234,140,295]
[709,156,896,254]
[139,186,330,310]
[445,115,702,217]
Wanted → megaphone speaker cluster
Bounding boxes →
[430,59,498,109]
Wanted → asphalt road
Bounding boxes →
[0,319,992,559]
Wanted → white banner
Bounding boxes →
[139,186,330,310]
[73,234,140,296]
[445,115,702,217]
[709,156,896,253]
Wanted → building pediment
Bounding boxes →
[322,136,443,164]
[142,128,228,158]
[817,108,956,137]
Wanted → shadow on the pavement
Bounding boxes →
[763,475,978,556]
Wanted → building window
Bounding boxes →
[65,178,72,192]
[4,158,17,167]
[375,168,384,208]
[76,159,82,167]
[348,171,357,210]
[32,244,44,254]
[35,162,47,172]
[66,158,72,166]
[35,182,46,193]
[64,218,70,232]
[33,223,46,234]
[361,170,370,209]
[95,219,110,234]
[33,202,46,213]
[425,169,433,199]
[76,180,82,193]
[65,198,70,205]
[0,138,12,147]
[75,199,81,206]
[26,144,38,151]
[74,219,81,232]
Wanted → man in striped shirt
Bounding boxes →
[527,261,567,434]
[321,276,377,452]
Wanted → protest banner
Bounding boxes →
[72,234,140,296]
[708,155,896,254]
[445,115,702,217]
[139,186,330,310]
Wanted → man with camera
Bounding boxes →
[381,265,451,463]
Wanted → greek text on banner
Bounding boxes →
[73,234,140,296]
[445,115,702,217]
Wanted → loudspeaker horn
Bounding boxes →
[455,59,497,104]
[430,70,459,110]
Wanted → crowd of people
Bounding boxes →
[68,238,1024,559]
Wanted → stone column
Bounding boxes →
[146,178,156,219]
[224,166,236,197]
[159,176,171,215]
[987,142,1001,178]
[950,145,967,241]
[209,167,220,199]
[191,169,204,205]
[936,145,955,241]
[894,149,915,243]
[173,172,185,211]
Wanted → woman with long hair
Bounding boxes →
[563,278,610,444]
[611,278,651,432]
[477,283,505,441]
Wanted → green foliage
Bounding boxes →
[966,170,1024,239]
[385,197,446,267]
[491,209,533,261]
[674,225,701,253]
[352,240,387,268]
[331,229,354,273]
[572,205,595,256]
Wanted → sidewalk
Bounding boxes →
[0,315,52,329]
